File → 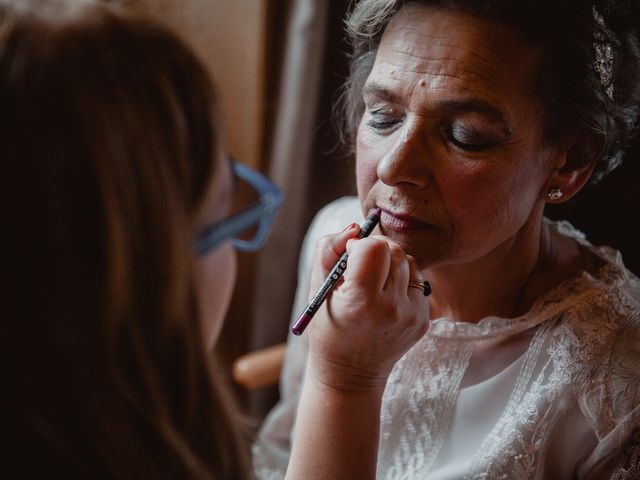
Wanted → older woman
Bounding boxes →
[255,0,640,478]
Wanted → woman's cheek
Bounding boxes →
[356,128,388,195]
[356,156,378,199]
[438,165,499,222]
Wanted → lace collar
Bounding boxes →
[428,219,633,340]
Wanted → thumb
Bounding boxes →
[309,223,360,291]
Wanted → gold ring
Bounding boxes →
[408,280,431,297]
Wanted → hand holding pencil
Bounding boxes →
[301,212,430,393]
[292,209,383,335]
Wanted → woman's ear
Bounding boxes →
[546,151,596,204]
[544,136,599,204]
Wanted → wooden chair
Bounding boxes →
[232,342,287,390]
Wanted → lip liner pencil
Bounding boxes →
[291,208,382,336]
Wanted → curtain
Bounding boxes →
[247,0,331,417]
[242,0,359,419]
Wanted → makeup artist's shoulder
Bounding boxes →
[307,196,363,239]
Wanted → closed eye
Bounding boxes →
[447,123,501,152]
[366,108,403,132]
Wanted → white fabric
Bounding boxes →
[253,196,640,480]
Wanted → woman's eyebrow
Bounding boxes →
[362,83,402,104]
[434,99,506,122]
[364,83,506,119]
[363,83,512,134]
[434,99,512,136]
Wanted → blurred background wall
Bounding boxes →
[122,0,274,169]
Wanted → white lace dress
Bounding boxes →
[253,196,640,480]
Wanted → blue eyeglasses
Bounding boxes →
[196,159,283,256]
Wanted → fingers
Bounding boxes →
[307,234,430,390]
[405,255,429,319]
[347,235,415,296]
[343,235,419,297]
[310,224,361,292]
[406,255,422,283]
[382,239,411,295]
[343,237,391,292]
[405,255,423,293]
[312,228,426,301]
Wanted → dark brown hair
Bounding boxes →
[0,0,249,477]
[339,0,640,183]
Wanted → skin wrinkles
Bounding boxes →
[356,5,568,321]
[377,53,512,92]
[385,11,529,74]
[381,29,527,83]
[374,9,541,118]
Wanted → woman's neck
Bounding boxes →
[425,218,549,323]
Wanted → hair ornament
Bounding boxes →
[592,4,615,100]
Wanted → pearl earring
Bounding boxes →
[548,188,563,201]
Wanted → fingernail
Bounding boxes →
[342,222,357,232]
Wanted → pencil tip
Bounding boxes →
[291,312,311,336]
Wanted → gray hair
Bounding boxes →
[337,0,640,183]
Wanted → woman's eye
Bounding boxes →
[448,124,496,152]
[366,109,402,131]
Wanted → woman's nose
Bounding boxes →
[376,124,432,188]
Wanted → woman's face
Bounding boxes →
[357,5,560,270]
[194,152,237,349]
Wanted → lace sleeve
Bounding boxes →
[579,421,640,479]
[610,426,640,480]
[578,313,640,479]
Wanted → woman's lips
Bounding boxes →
[379,209,434,232]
